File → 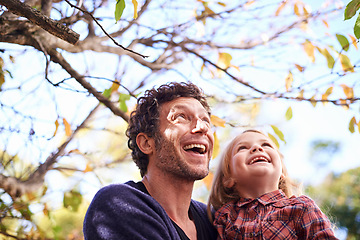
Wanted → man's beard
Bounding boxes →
[154,133,209,181]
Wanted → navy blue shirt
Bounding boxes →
[83,181,217,240]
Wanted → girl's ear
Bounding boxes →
[136,133,155,155]
[223,178,235,189]
[280,173,286,179]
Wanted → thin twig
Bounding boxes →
[64,0,148,58]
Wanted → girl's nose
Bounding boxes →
[250,145,264,153]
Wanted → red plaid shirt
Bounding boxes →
[214,190,337,239]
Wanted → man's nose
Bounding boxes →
[191,119,209,133]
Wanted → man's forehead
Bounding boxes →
[162,97,207,112]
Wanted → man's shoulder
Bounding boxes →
[90,181,150,205]
[83,181,178,239]
[95,180,140,194]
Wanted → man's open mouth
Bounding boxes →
[183,144,206,154]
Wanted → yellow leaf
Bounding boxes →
[212,131,220,159]
[244,0,255,7]
[83,163,93,173]
[324,86,333,96]
[285,71,293,92]
[268,133,279,149]
[202,171,214,190]
[204,5,215,16]
[294,3,300,16]
[298,89,304,99]
[358,121,360,133]
[302,5,309,17]
[322,19,329,28]
[43,203,49,217]
[303,40,315,62]
[294,64,304,72]
[271,125,286,143]
[275,1,287,16]
[211,115,226,127]
[348,34,358,50]
[339,54,354,72]
[63,118,72,137]
[200,62,205,74]
[132,0,138,19]
[310,95,317,107]
[321,86,333,105]
[53,119,59,137]
[216,2,226,7]
[339,99,350,110]
[111,80,120,93]
[217,52,232,69]
[285,106,293,120]
[26,192,36,201]
[230,64,241,73]
[317,47,335,69]
[349,116,356,133]
[69,149,81,154]
[341,84,354,99]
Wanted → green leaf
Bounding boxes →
[63,191,82,212]
[355,12,360,39]
[103,88,112,98]
[285,107,293,121]
[344,0,360,20]
[119,93,131,112]
[336,34,350,51]
[268,133,280,149]
[271,125,286,144]
[115,0,126,23]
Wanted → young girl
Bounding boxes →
[208,129,337,239]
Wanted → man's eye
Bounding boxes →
[203,118,211,124]
[176,114,186,119]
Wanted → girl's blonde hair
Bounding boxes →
[207,129,299,218]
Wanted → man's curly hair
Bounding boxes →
[126,82,210,177]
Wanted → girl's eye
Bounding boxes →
[262,142,272,147]
[238,146,247,151]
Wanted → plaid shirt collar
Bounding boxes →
[235,189,287,209]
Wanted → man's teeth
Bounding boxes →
[183,144,206,153]
[249,157,269,164]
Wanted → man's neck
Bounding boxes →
[142,174,197,239]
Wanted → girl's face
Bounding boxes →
[227,131,283,195]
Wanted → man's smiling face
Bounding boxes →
[154,97,214,181]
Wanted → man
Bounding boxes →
[83,82,217,240]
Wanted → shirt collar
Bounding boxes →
[236,189,286,208]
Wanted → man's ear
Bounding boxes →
[136,133,155,155]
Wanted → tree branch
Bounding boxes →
[0,0,79,45]
[0,103,100,199]
[47,48,130,122]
